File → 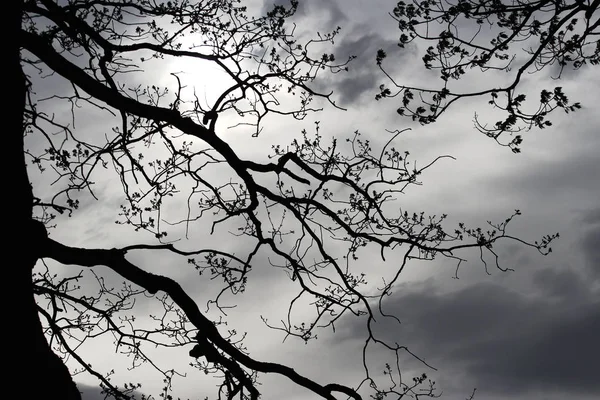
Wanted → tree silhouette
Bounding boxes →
[14,1,561,399]
[377,0,598,152]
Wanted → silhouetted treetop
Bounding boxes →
[377,0,598,152]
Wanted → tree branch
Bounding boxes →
[41,236,362,400]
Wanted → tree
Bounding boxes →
[376,0,599,152]
[15,1,560,399]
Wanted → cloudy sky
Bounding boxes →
[28,1,599,399]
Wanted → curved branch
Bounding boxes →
[40,236,363,400]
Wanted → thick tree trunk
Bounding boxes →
[12,2,81,399]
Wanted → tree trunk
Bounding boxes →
[12,2,81,399]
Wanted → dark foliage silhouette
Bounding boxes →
[377,0,599,152]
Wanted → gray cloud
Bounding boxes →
[338,273,600,398]
[532,267,593,302]
[580,208,600,225]
[456,300,599,395]
[493,150,600,200]
[324,33,402,106]
[262,0,346,27]
[308,0,346,27]
[581,225,600,277]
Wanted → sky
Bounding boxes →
[27,1,600,399]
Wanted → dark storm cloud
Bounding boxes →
[581,225,600,277]
[576,207,600,278]
[325,33,401,106]
[331,34,381,104]
[532,267,593,302]
[580,207,600,225]
[338,275,600,397]
[262,0,346,27]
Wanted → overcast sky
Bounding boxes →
[29,1,600,399]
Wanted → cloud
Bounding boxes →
[490,148,600,202]
[580,208,600,225]
[575,207,600,279]
[337,273,600,398]
[532,267,593,302]
[262,0,347,27]
[321,33,403,106]
[581,225,600,278]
